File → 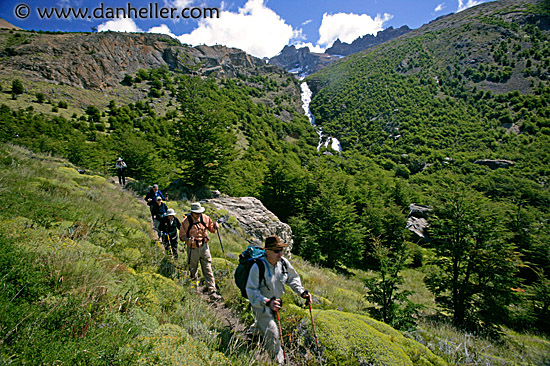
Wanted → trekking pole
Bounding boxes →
[307,298,320,349]
[215,218,230,273]
[275,308,288,365]
[216,229,229,272]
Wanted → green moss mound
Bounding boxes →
[315,310,447,366]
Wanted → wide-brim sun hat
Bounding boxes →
[156,196,162,201]
[117,157,123,161]
[262,235,288,251]
[190,202,205,213]
[166,208,176,216]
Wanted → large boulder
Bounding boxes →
[406,203,432,239]
[205,196,293,253]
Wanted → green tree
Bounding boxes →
[85,105,101,122]
[308,185,366,268]
[11,79,24,95]
[364,238,421,330]
[174,76,236,190]
[425,183,520,331]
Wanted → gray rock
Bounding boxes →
[406,203,432,239]
[474,159,515,169]
[205,196,294,255]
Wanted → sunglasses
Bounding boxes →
[270,249,283,254]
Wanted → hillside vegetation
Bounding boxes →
[305,0,550,333]
[0,143,457,365]
[1,0,550,364]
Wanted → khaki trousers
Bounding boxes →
[187,244,216,293]
[251,308,284,364]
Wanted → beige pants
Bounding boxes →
[187,244,216,293]
[251,308,285,364]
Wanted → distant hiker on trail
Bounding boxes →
[179,202,221,301]
[145,184,166,221]
[115,157,127,186]
[246,235,312,365]
[159,208,181,259]
[151,196,168,238]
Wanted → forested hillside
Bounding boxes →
[304,0,550,333]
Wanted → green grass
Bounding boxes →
[0,143,260,365]
[1,143,548,365]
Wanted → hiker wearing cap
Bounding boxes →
[145,184,166,221]
[115,157,127,186]
[246,235,312,364]
[179,202,221,300]
[151,196,168,238]
[159,208,181,259]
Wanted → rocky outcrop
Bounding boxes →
[268,26,410,77]
[0,18,21,30]
[406,203,432,239]
[325,26,411,56]
[205,196,294,254]
[0,30,282,90]
[268,45,340,77]
[474,159,515,169]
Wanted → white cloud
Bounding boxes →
[302,19,312,26]
[176,0,300,58]
[148,24,177,37]
[97,18,141,32]
[317,12,392,47]
[458,0,482,12]
[293,42,326,54]
[435,3,446,12]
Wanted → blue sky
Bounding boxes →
[1,0,492,58]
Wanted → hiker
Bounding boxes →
[151,196,168,238]
[145,184,166,221]
[159,208,181,259]
[246,235,312,365]
[115,157,127,185]
[179,202,221,300]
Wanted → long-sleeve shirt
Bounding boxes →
[151,202,168,220]
[158,216,181,237]
[179,214,217,248]
[246,257,305,315]
[145,189,165,206]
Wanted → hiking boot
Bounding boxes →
[209,291,222,301]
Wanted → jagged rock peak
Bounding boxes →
[325,25,412,56]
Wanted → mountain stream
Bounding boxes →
[300,82,342,152]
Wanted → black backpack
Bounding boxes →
[234,245,287,298]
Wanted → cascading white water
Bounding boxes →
[300,82,342,152]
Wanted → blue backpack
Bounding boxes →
[235,246,267,298]
[234,245,288,298]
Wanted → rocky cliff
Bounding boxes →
[268,45,341,77]
[325,25,411,56]
[268,26,411,77]
[0,30,281,90]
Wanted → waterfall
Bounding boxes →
[300,82,342,153]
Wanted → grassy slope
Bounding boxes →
[1,143,548,365]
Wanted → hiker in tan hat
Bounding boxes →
[246,235,312,364]
[179,202,221,300]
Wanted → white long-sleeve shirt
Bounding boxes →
[246,257,305,315]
